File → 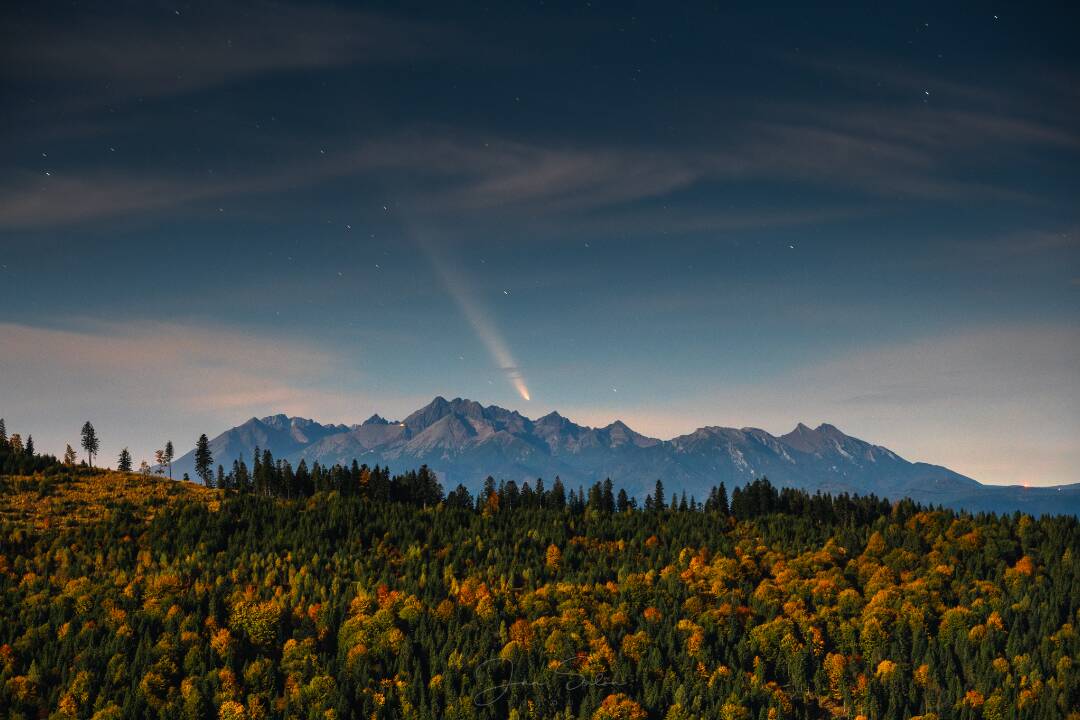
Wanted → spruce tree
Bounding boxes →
[551,477,566,509]
[24,434,34,456]
[117,447,133,472]
[194,434,213,486]
[164,440,174,479]
[80,421,99,467]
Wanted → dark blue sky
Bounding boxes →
[1,1,1077,485]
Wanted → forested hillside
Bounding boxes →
[0,467,1077,720]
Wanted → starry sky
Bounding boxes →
[1,1,1078,486]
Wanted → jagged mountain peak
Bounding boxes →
[600,419,659,448]
[536,410,568,426]
[171,396,1080,515]
[781,422,850,453]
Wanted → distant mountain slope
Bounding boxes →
[171,414,348,480]
[173,397,1079,515]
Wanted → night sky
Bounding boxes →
[1,1,1077,486]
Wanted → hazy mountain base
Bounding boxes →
[172,397,1080,516]
[0,471,1077,719]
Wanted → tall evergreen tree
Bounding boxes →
[654,479,666,511]
[63,444,77,465]
[551,477,567,509]
[164,440,174,479]
[602,478,615,513]
[0,418,7,447]
[24,435,34,456]
[717,482,729,516]
[194,434,213,486]
[80,421,99,467]
[117,447,133,472]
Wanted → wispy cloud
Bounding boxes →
[2,72,1078,230]
[0,320,374,463]
[1,2,442,100]
[0,134,708,229]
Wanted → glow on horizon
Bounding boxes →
[417,236,532,402]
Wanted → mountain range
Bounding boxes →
[172,396,1080,515]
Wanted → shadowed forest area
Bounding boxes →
[0,452,1076,719]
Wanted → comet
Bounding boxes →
[415,233,532,402]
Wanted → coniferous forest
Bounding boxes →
[0,423,1077,720]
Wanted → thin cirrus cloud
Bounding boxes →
[1,2,442,100]
[1,7,1077,233]
[2,107,1074,233]
[0,321,373,465]
[0,136,709,230]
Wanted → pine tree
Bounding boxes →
[194,434,213,486]
[24,434,34,456]
[117,447,133,472]
[0,418,6,447]
[551,477,567,509]
[164,441,174,479]
[80,421,99,467]
[63,444,77,465]
[717,482,729,516]
[602,478,615,513]
[654,479,666,511]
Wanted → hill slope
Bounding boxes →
[1,474,1077,719]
